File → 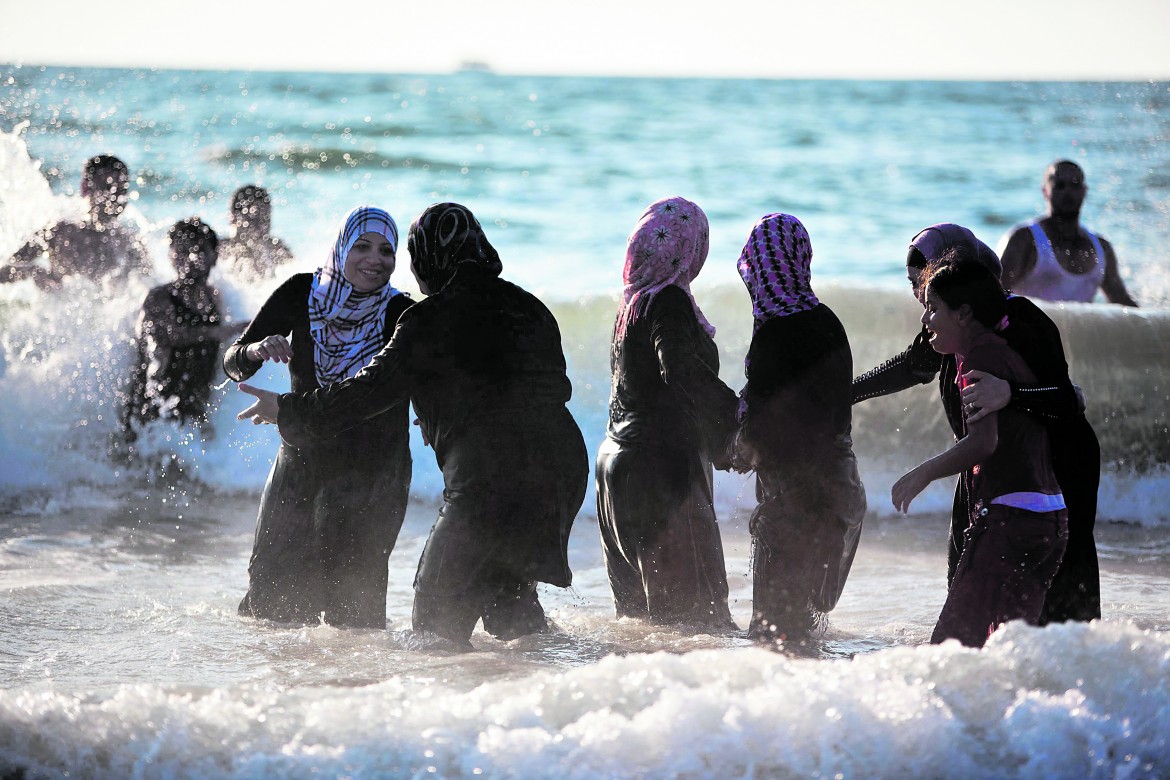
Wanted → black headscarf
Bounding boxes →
[407,203,502,292]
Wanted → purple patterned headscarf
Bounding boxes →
[614,196,714,341]
[737,213,820,331]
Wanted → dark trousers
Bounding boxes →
[947,418,1101,624]
[933,504,1068,647]
[411,500,550,649]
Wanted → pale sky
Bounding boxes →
[2,0,1169,79]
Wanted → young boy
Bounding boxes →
[892,257,1068,648]
[2,154,152,289]
[121,218,246,442]
[217,185,294,281]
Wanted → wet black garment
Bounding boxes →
[851,295,1101,622]
[124,283,222,428]
[932,505,1068,648]
[740,305,866,639]
[225,273,414,628]
[277,264,588,646]
[596,286,739,627]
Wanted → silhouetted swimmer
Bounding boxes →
[218,185,294,281]
[2,154,151,290]
[120,218,246,449]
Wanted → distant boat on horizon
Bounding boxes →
[457,60,494,73]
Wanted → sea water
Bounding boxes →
[0,66,1168,778]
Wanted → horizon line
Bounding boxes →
[4,59,1168,84]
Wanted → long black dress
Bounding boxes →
[852,294,1101,623]
[740,304,866,639]
[224,273,414,628]
[596,285,739,627]
[276,263,588,647]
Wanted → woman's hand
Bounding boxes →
[236,382,280,425]
[245,334,293,364]
[891,466,931,514]
[413,417,430,447]
[960,370,1010,424]
[725,429,757,474]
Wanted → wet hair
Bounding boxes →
[920,250,1007,331]
[81,154,129,194]
[230,184,271,214]
[1047,159,1084,180]
[168,217,219,255]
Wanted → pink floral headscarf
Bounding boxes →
[614,197,714,341]
[737,213,820,331]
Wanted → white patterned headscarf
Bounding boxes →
[614,196,714,341]
[308,206,403,386]
[737,213,820,332]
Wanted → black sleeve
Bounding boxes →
[1002,296,1080,421]
[277,311,418,447]
[223,275,305,382]
[650,288,739,468]
[852,329,941,404]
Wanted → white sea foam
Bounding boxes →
[0,621,1166,779]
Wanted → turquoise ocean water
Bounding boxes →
[1,66,1168,778]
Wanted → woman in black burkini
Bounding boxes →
[734,213,866,641]
[596,196,739,628]
[853,223,1100,624]
[228,206,413,628]
[238,202,588,649]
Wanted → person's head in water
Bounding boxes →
[1043,160,1087,220]
[81,154,130,225]
[229,185,273,238]
[169,218,219,283]
[906,223,1001,297]
[407,202,501,295]
[918,253,1008,356]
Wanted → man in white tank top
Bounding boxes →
[997,160,1138,306]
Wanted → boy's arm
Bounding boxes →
[892,413,997,513]
[1,228,56,285]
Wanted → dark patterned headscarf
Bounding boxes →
[308,206,401,386]
[407,202,502,293]
[908,223,1001,278]
[615,196,714,341]
[737,213,820,332]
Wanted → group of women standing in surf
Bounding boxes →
[231,196,1099,651]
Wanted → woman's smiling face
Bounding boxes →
[343,232,396,292]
